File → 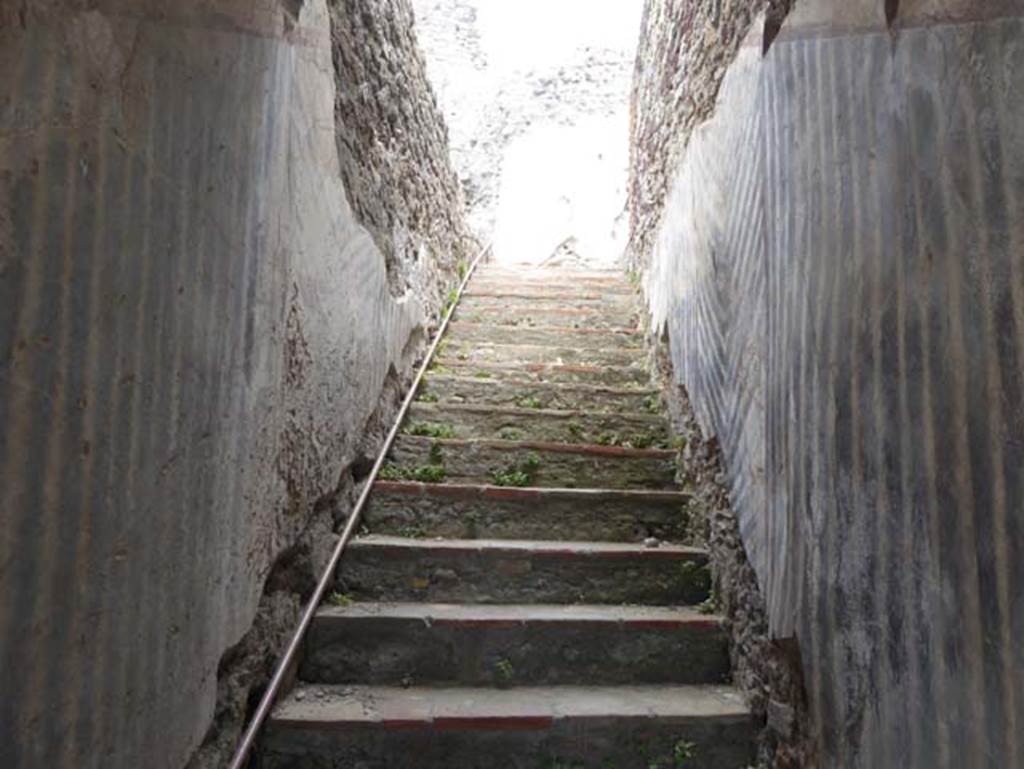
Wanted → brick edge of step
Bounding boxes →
[394,435,677,459]
[432,359,651,383]
[421,373,659,397]
[371,479,690,503]
[346,535,706,561]
[407,401,668,428]
[449,320,643,341]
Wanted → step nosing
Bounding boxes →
[371,480,690,500]
[435,360,645,374]
[348,535,706,556]
[449,321,642,337]
[423,374,659,395]
[315,603,722,627]
[408,402,665,422]
[271,684,753,725]
[396,435,675,458]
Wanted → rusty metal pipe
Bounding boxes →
[227,242,491,769]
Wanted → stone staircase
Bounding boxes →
[256,264,756,768]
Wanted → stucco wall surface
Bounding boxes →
[0,1,470,767]
[635,0,1024,765]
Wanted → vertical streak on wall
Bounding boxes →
[640,3,1024,765]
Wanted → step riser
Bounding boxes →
[466,283,635,299]
[389,437,678,490]
[468,268,622,284]
[337,544,710,606]
[260,717,756,769]
[440,342,639,368]
[431,360,651,387]
[366,483,691,542]
[446,322,642,350]
[303,615,729,687]
[405,403,669,446]
[419,376,659,413]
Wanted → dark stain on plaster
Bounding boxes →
[764,0,795,55]
[884,0,900,28]
[281,0,307,32]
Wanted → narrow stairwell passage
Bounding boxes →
[257,264,756,768]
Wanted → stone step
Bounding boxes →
[260,684,757,769]
[418,374,660,413]
[473,266,627,284]
[337,536,710,606]
[459,292,634,312]
[387,436,678,490]
[465,281,635,299]
[455,303,639,330]
[404,402,670,447]
[302,603,730,687]
[439,340,639,368]
[431,359,651,387]
[469,280,634,298]
[445,320,643,349]
[365,482,692,542]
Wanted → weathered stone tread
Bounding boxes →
[365,481,692,541]
[441,340,639,368]
[303,602,730,686]
[339,536,710,605]
[261,684,756,769]
[419,373,659,412]
[389,435,678,489]
[455,304,640,330]
[405,402,668,445]
[431,359,651,386]
[445,320,643,349]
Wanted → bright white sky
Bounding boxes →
[481,1,644,265]
[414,0,645,266]
[474,1,644,73]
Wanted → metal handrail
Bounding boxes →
[228,242,491,769]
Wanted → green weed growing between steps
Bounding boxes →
[490,452,541,487]
[516,395,544,410]
[405,421,456,439]
[378,463,446,483]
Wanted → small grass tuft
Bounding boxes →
[516,395,544,410]
[406,421,456,439]
[416,390,440,403]
[379,463,447,483]
[497,426,527,442]
[491,467,531,487]
[495,658,514,682]
[326,591,354,607]
[490,452,542,487]
[672,738,697,767]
